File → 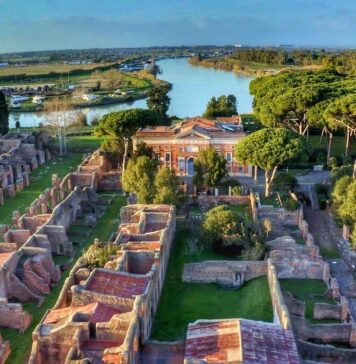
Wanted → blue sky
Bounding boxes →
[0,0,355,52]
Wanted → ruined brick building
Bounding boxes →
[0,131,51,204]
[29,204,176,364]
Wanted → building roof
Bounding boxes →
[43,302,125,325]
[86,269,149,298]
[135,116,244,139]
[184,319,300,364]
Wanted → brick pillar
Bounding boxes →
[12,211,21,226]
[340,296,349,321]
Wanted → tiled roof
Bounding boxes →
[0,252,13,266]
[43,302,124,324]
[135,117,243,139]
[87,270,149,298]
[185,319,300,364]
[126,241,162,251]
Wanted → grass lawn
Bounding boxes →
[151,225,273,341]
[318,245,340,259]
[308,135,356,159]
[0,153,84,226]
[1,192,126,364]
[67,135,107,149]
[280,279,339,324]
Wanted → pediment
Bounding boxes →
[176,130,211,139]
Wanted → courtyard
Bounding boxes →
[151,225,273,341]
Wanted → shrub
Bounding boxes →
[231,185,244,196]
[81,242,119,268]
[274,172,298,192]
[200,205,265,258]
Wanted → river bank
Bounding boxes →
[9,58,254,127]
[188,57,321,77]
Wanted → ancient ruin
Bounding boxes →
[29,204,176,363]
[0,131,51,205]
[0,150,119,362]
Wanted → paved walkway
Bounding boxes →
[303,207,356,319]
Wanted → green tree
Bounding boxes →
[154,167,184,205]
[122,156,158,204]
[193,147,228,189]
[332,176,353,204]
[203,94,237,118]
[132,142,157,162]
[324,94,356,158]
[101,138,126,168]
[97,109,159,172]
[147,87,171,124]
[200,205,264,258]
[235,128,308,197]
[250,70,343,135]
[337,179,356,226]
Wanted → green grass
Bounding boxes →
[318,245,340,259]
[0,153,84,225]
[0,192,126,364]
[280,279,339,324]
[308,135,356,159]
[151,226,273,341]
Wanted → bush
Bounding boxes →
[81,242,119,268]
[231,185,244,196]
[199,205,265,258]
[280,194,299,211]
[274,172,298,192]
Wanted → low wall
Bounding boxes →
[314,303,342,321]
[182,260,267,285]
[267,259,292,330]
[291,316,351,344]
[297,339,356,363]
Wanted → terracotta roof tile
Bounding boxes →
[87,270,149,298]
[185,319,300,364]
[43,302,125,324]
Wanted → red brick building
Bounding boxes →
[133,116,252,177]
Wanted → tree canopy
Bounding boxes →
[235,128,308,196]
[153,167,185,205]
[122,155,158,204]
[203,94,237,118]
[200,205,265,259]
[0,91,9,136]
[97,108,159,171]
[193,147,228,188]
[122,158,185,206]
[147,86,171,124]
[249,70,355,136]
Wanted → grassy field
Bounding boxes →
[151,225,273,340]
[1,192,126,364]
[280,279,339,324]
[65,135,107,150]
[0,62,116,77]
[0,153,84,225]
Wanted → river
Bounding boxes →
[9,58,254,128]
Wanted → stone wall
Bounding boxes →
[267,259,293,330]
[182,260,267,286]
[0,131,51,205]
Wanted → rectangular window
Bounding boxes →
[238,165,243,172]
[165,153,171,162]
[226,152,232,163]
[179,147,184,153]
